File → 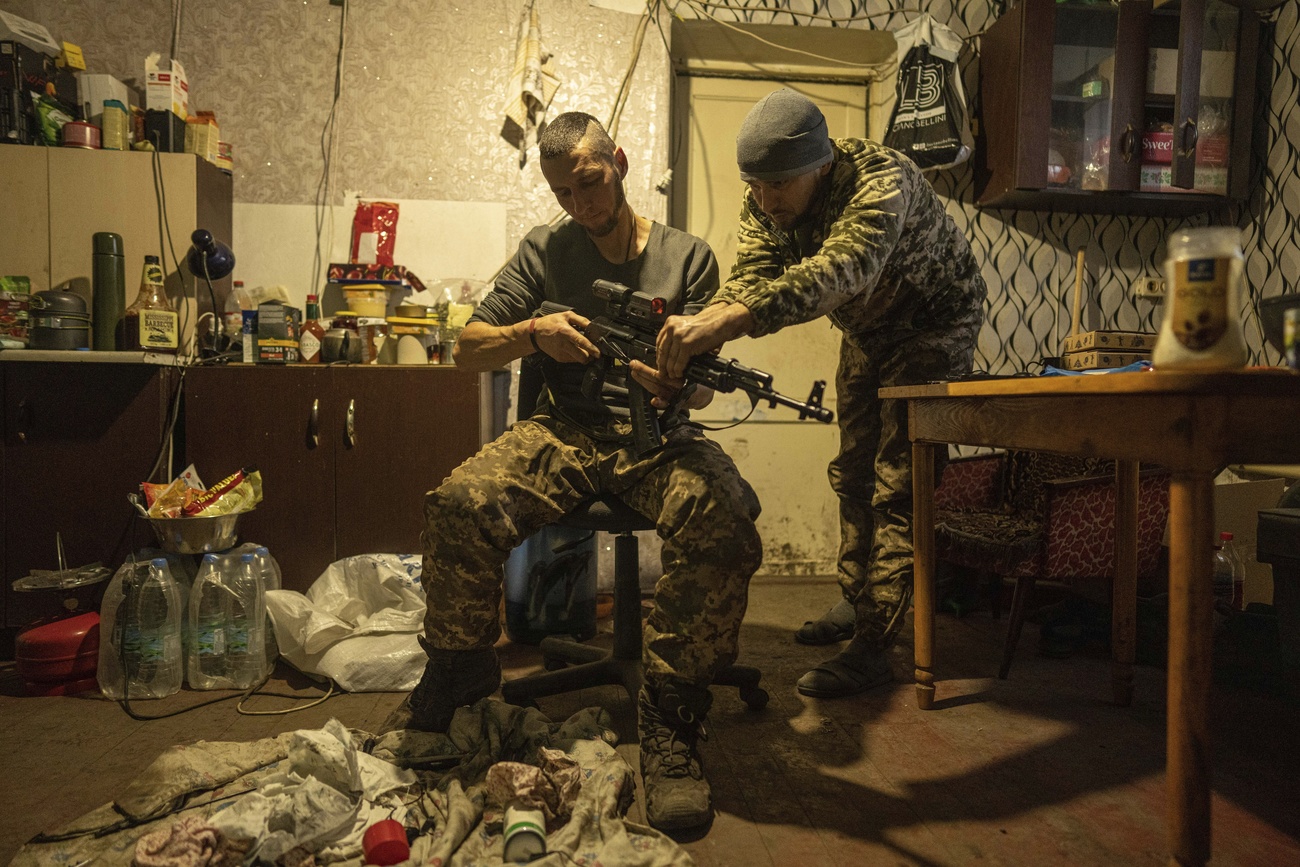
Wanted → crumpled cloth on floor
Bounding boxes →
[500,0,561,164]
[132,816,249,867]
[13,700,694,867]
[484,746,583,826]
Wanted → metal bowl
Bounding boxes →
[146,510,251,554]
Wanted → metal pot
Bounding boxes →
[322,328,363,363]
[29,291,91,350]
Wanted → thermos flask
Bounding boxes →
[92,232,125,350]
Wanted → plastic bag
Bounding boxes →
[349,201,399,266]
[265,554,427,692]
[883,14,973,171]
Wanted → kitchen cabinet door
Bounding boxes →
[2,362,171,627]
[183,365,335,592]
[331,367,482,562]
[1160,0,1259,195]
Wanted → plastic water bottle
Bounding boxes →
[188,554,229,689]
[1211,540,1235,613]
[227,553,268,688]
[98,558,183,700]
[1219,531,1246,611]
[252,546,281,672]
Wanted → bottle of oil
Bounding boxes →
[118,255,178,353]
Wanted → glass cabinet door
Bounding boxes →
[1048,0,1150,193]
[1151,0,1244,192]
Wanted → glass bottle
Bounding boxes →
[299,294,325,364]
[1152,227,1248,370]
[118,255,178,353]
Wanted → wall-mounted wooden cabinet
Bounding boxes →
[977,0,1260,215]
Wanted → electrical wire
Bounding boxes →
[671,0,890,67]
[311,0,349,301]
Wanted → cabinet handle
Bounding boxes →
[16,397,29,443]
[308,399,320,449]
[345,399,356,448]
[1120,125,1137,164]
[1178,117,1198,157]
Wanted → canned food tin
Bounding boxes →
[1285,307,1299,370]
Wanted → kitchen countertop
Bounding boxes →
[0,349,182,365]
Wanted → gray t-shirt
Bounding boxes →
[471,218,719,438]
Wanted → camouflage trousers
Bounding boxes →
[829,319,980,650]
[420,413,762,685]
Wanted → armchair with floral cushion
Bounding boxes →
[933,449,1171,679]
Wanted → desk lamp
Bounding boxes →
[185,229,236,354]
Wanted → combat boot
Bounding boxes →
[639,680,713,832]
[379,639,501,734]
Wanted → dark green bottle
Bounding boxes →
[92,232,125,351]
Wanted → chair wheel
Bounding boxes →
[542,657,567,672]
[740,686,769,710]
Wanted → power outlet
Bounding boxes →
[1132,276,1166,300]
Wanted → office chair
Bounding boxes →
[500,358,768,711]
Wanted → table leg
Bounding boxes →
[913,441,937,710]
[1112,459,1139,707]
[1166,471,1215,867]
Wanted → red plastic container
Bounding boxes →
[16,612,100,690]
[362,819,409,866]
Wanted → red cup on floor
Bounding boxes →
[363,819,409,866]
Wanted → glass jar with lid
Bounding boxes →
[1152,227,1248,370]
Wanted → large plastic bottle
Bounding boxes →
[188,553,229,689]
[1152,227,1248,370]
[252,546,281,671]
[98,558,183,700]
[227,553,269,688]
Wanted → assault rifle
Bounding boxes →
[538,279,833,455]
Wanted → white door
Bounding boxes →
[675,77,869,576]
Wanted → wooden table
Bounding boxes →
[880,370,1300,867]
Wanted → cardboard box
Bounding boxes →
[1097,49,1235,99]
[1061,349,1151,371]
[256,302,301,364]
[1161,477,1288,607]
[0,10,59,56]
[144,54,187,119]
[76,72,132,125]
[1063,330,1157,354]
[1139,163,1228,195]
[184,113,220,164]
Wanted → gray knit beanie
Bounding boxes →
[735,89,832,182]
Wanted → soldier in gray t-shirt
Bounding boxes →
[654,89,987,701]
[381,113,761,835]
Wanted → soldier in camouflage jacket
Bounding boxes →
[654,89,986,699]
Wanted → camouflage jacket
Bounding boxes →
[713,138,986,348]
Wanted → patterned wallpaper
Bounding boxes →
[9,0,1298,370]
[8,0,672,250]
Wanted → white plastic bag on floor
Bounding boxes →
[266,554,426,692]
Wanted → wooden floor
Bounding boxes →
[2,574,1298,866]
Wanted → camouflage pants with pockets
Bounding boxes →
[829,319,980,650]
[421,413,762,685]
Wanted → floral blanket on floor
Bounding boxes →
[13,699,693,867]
